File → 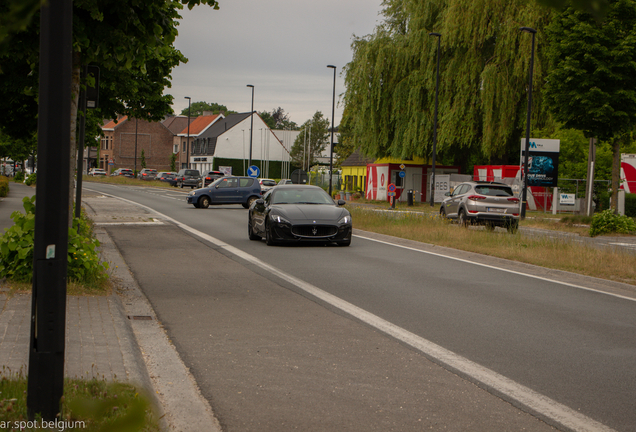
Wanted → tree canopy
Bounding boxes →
[289,111,329,169]
[342,0,553,173]
[259,107,299,130]
[180,101,236,117]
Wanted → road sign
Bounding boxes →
[399,164,405,170]
[388,191,396,197]
[248,165,260,178]
[398,171,406,178]
[388,183,396,193]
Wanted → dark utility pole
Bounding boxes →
[327,65,336,196]
[429,33,441,207]
[185,96,191,169]
[134,117,139,175]
[520,26,537,220]
[246,85,254,171]
[27,0,73,420]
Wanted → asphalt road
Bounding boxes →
[80,183,636,431]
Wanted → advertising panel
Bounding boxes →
[366,165,389,201]
[521,139,560,187]
[620,154,636,193]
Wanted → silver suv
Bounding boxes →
[440,181,520,232]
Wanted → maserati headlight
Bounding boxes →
[338,215,352,225]
[270,213,291,225]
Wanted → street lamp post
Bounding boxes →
[520,27,537,220]
[327,65,336,196]
[184,96,191,169]
[247,85,254,172]
[429,32,441,207]
[134,117,138,176]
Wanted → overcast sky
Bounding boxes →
[167,0,384,127]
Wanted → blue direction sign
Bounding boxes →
[248,165,260,178]
[399,171,406,178]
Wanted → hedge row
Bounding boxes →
[0,176,8,197]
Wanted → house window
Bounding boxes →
[173,144,178,154]
[182,141,186,152]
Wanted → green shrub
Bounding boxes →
[625,193,636,218]
[0,176,8,197]
[24,172,36,186]
[13,171,24,182]
[589,208,636,237]
[0,196,109,286]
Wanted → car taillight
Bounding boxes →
[508,197,520,203]
[467,195,486,200]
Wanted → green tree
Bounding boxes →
[342,0,553,174]
[259,107,298,130]
[180,101,236,117]
[544,0,636,210]
[140,149,147,169]
[170,153,177,171]
[289,111,329,169]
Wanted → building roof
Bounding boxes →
[162,115,194,135]
[201,112,253,138]
[177,114,222,136]
[102,116,128,131]
[341,149,374,167]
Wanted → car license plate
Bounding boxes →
[487,207,505,213]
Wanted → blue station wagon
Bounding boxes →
[187,176,262,209]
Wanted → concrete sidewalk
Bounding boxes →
[0,183,219,431]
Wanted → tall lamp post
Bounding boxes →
[429,32,441,207]
[327,65,336,196]
[247,85,254,172]
[520,27,537,220]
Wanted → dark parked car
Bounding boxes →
[248,185,352,246]
[187,176,262,209]
[110,168,134,178]
[197,170,225,188]
[156,171,177,186]
[138,168,158,180]
[175,169,201,189]
[439,181,520,232]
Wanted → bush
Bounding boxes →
[0,196,109,286]
[589,209,636,237]
[13,171,24,182]
[0,176,8,197]
[24,172,36,186]
[626,193,636,218]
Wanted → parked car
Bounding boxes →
[247,185,352,246]
[197,170,225,188]
[138,168,158,180]
[259,178,277,193]
[175,169,201,189]
[88,168,107,176]
[156,171,177,186]
[439,181,520,233]
[187,176,262,209]
[277,179,293,185]
[110,168,134,178]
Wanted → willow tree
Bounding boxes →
[342,0,553,170]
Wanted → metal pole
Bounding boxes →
[520,27,536,220]
[247,85,254,169]
[28,0,72,420]
[185,96,191,169]
[429,33,441,207]
[327,65,336,196]
[134,117,138,176]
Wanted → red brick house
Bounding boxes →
[101,116,189,174]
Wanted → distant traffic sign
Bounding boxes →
[388,183,396,192]
[399,164,406,170]
[248,165,260,178]
[398,171,406,178]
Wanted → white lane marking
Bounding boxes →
[86,189,618,432]
[94,221,164,226]
[353,233,636,302]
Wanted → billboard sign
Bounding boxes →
[521,139,560,187]
[620,154,636,193]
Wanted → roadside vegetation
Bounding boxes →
[349,206,636,286]
[0,368,159,432]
